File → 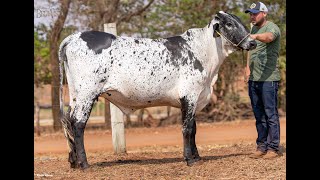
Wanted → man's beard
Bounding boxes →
[252,17,265,26]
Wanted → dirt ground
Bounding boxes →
[34,118,286,179]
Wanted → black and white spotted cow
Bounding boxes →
[58,11,256,169]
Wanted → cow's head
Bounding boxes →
[211,11,256,51]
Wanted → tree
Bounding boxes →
[50,0,71,131]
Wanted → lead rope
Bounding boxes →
[214,30,249,81]
[242,50,246,82]
[214,30,249,69]
[214,30,250,49]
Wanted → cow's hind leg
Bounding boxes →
[180,96,202,166]
[61,96,96,169]
[61,107,77,168]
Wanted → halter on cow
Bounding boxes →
[58,11,256,169]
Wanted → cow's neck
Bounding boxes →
[180,26,236,76]
[208,28,233,65]
[203,25,237,80]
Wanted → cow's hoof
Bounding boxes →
[186,158,204,166]
[79,162,90,170]
[70,162,79,169]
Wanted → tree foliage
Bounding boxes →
[34,28,51,87]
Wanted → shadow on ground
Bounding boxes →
[92,152,250,167]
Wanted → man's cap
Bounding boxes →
[245,2,268,14]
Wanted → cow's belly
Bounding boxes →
[101,66,182,114]
[101,90,181,114]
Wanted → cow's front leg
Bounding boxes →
[180,96,202,166]
[190,120,201,161]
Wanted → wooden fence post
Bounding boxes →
[104,23,127,154]
[35,101,41,136]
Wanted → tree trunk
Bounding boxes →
[50,0,71,131]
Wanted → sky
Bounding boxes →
[34,0,59,27]
[34,0,92,34]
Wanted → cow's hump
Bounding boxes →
[80,31,116,54]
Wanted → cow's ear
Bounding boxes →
[214,14,220,21]
[213,23,220,38]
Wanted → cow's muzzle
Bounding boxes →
[247,40,257,50]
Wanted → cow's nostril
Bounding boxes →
[250,41,257,48]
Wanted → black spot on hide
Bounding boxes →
[99,78,106,83]
[193,59,204,72]
[80,31,116,54]
[163,36,189,67]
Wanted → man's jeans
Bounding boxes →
[248,80,280,152]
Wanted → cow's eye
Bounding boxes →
[226,22,233,27]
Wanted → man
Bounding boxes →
[244,2,281,159]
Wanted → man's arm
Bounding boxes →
[244,23,253,82]
[244,51,250,82]
[250,32,274,43]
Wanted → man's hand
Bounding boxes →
[250,34,258,40]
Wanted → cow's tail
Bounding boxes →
[58,36,75,143]
[58,37,68,122]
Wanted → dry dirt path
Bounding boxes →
[35,118,286,154]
